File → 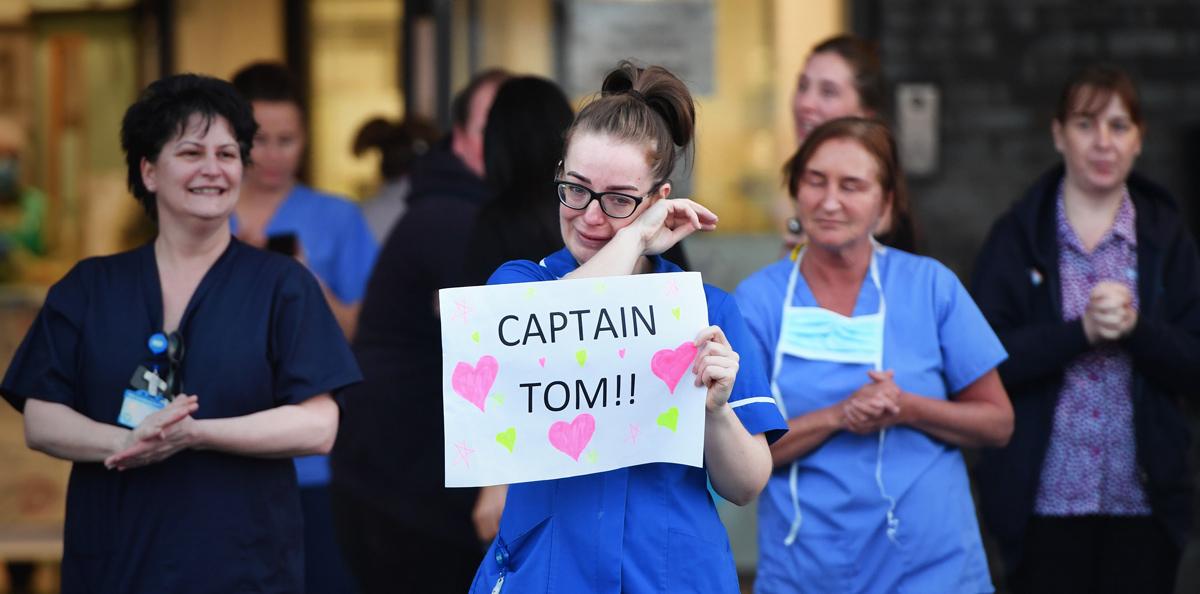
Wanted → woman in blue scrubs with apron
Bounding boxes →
[736,117,1013,593]
[1,74,359,593]
[468,61,788,593]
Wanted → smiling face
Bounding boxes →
[558,132,666,264]
[792,51,866,144]
[794,137,888,253]
[141,113,242,224]
[1053,90,1143,198]
[245,100,304,192]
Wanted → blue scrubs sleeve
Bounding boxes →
[733,268,783,389]
[330,206,378,303]
[1,266,86,412]
[486,260,555,285]
[707,286,787,444]
[933,263,1008,392]
[271,262,363,405]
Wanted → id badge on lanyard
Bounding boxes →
[117,332,182,428]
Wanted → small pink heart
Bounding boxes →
[548,413,596,461]
[618,348,626,359]
[451,356,499,412]
[538,357,546,368]
[650,342,698,394]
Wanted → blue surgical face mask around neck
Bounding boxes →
[778,305,885,365]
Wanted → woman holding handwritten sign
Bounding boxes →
[468,61,787,593]
[736,118,1013,593]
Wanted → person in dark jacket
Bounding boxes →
[971,64,1200,594]
[329,68,508,593]
[460,77,573,288]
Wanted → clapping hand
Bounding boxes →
[1082,281,1137,344]
[105,395,199,471]
[842,370,902,434]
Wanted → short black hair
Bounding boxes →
[120,73,257,220]
[231,62,305,112]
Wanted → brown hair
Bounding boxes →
[810,35,885,115]
[783,116,916,252]
[565,60,696,183]
[1054,64,1142,129]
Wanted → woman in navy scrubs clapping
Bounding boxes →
[0,74,360,593]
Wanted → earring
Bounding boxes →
[786,217,803,234]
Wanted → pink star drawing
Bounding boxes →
[627,423,640,445]
[453,441,476,467]
[451,301,473,323]
[665,280,679,297]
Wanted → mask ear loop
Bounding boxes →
[776,248,804,546]
[867,243,901,545]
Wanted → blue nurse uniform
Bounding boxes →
[0,239,361,594]
[468,248,787,594]
[736,248,1005,594]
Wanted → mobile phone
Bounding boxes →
[266,233,299,257]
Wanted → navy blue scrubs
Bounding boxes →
[0,238,361,594]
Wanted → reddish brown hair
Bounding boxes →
[565,60,696,183]
[784,116,916,251]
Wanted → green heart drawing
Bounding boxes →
[524,287,536,299]
[496,427,516,453]
[657,407,680,432]
[576,349,588,367]
[671,306,681,320]
[470,331,481,343]
[491,394,505,406]
[586,450,598,464]
[593,282,607,293]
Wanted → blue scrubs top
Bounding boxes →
[469,248,787,594]
[735,249,1006,594]
[0,239,361,594]
[232,184,378,487]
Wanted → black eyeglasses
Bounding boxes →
[553,170,667,219]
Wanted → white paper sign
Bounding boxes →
[440,272,709,487]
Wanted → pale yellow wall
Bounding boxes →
[468,0,844,233]
[308,0,402,199]
[691,0,776,232]
[761,0,844,234]
[772,0,844,162]
[476,0,553,77]
[173,0,284,78]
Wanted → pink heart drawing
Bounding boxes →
[651,342,698,394]
[538,357,546,368]
[618,348,626,359]
[548,413,596,461]
[451,355,499,412]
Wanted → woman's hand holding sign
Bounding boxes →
[693,325,739,412]
[695,324,772,506]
